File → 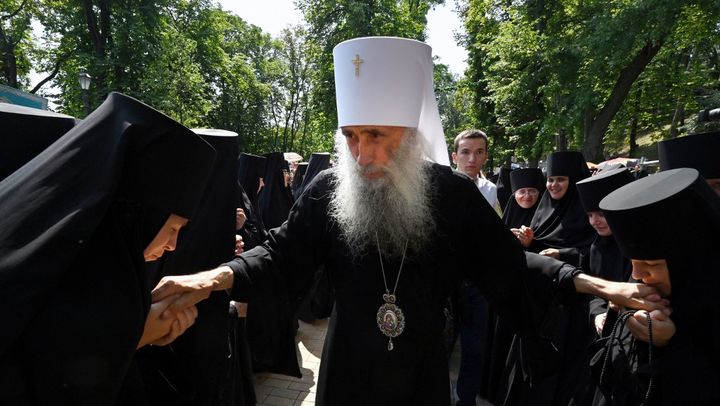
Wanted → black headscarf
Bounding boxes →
[502,168,545,229]
[237,153,266,206]
[236,153,268,250]
[0,103,77,181]
[600,168,720,404]
[529,151,595,251]
[141,128,251,405]
[258,152,294,229]
[299,152,331,196]
[0,92,215,403]
[292,162,309,200]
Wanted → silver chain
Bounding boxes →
[375,232,408,296]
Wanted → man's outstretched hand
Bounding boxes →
[151,266,235,316]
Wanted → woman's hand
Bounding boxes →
[150,305,199,346]
[627,309,676,347]
[539,248,560,258]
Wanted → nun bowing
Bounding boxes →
[0,92,215,405]
[594,168,720,405]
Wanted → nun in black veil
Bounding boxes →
[521,151,596,266]
[258,152,294,230]
[237,153,269,251]
[503,168,545,230]
[576,168,635,337]
[0,92,216,405]
[595,168,720,405]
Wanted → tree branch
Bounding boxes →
[0,0,29,21]
[30,52,73,94]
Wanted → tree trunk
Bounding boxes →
[582,40,664,162]
[628,86,642,157]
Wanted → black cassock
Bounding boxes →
[223,163,582,406]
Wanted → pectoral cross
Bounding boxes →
[352,54,364,77]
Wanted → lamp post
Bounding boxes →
[78,72,92,116]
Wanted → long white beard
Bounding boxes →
[329,129,435,258]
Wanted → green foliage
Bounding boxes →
[462,0,720,163]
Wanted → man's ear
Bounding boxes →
[451,151,458,165]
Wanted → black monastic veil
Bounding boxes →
[0,92,215,404]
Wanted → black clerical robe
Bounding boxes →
[224,163,579,406]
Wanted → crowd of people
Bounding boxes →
[1,35,718,406]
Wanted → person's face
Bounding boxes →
[707,178,720,196]
[452,137,488,179]
[341,125,406,179]
[588,211,612,236]
[283,169,291,187]
[514,187,539,209]
[258,177,265,194]
[631,259,671,297]
[143,214,188,262]
[546,176,569,200]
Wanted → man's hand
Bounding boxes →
[574,274,670,314]
[627,309,676,347]
[236,208,247,230]
[151,267,235,314]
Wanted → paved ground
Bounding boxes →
[252,319,490,406]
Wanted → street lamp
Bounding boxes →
[78,72,92,116]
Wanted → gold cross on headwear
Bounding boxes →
[352,54,364,77]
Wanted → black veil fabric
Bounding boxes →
[292,162,308,200]
[502,168,545,229]
[529,151,595,255]
[258,152,294,229]
[299,153,331,197]
[237,153,266,206]
[140,129,248,406]
[237,153,268,250]
[597,168,720,404]
[0,103,78,181]
[0,92,215,404]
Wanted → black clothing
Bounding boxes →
[298,153,331,197]
[143,129,247,406]
[596,168,720,405]
[237,153,268,250]
[292,162,308,200]
[529,152,595,265]
[0,92,215,405]
[223,164,582,406]
[258,152,294,229]
[658,131,720,179]
[495,166,513,211]
[586,236,632,324]
[0,103,77,181]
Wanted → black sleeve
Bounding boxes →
[223,172,332,307]
[457,179,581,341]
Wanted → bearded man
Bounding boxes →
[152,37,666,406]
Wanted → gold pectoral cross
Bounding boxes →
[352,54,364,77]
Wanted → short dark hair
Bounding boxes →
[453,129,488,152]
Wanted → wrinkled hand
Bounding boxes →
[603,281,670,314]
[151,267,234,315]
[594,312,607,335]
[236,208,247,230]
[235,234,244,256]
[539,248,560,258]
[626,309,676,346]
